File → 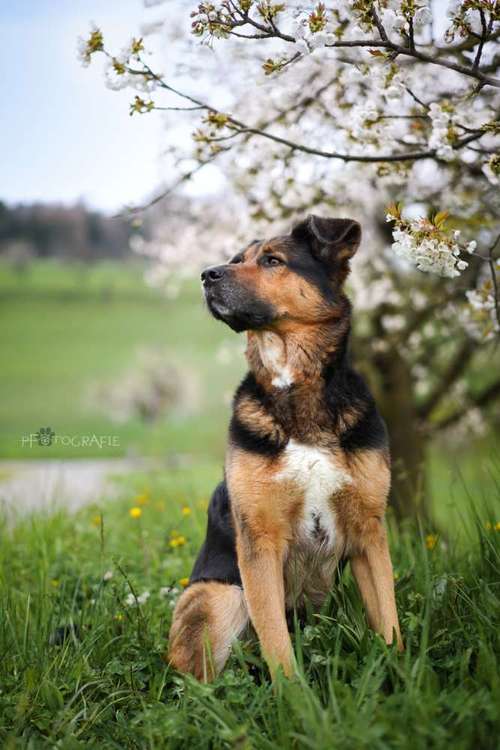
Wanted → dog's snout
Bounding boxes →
[201,265,226,284]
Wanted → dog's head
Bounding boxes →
[201,215,361,333]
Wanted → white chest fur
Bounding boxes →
[277,440,352,550]
[256,331,294,389]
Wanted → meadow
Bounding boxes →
[1,467,499,748]
[1,259,499,748]
[0,260,244,460]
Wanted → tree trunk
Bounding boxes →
[374,351,430,524]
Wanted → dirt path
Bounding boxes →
[0,458,158,518]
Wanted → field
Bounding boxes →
[1,259,500,748]
[1,468,499,748]
[0,260,244,460]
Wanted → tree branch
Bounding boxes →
[433,377,500,432]
[129,62,487,164]
[418,339,475,420]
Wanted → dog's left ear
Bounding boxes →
[291,215,361,283]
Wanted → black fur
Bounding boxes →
[229,372,285,456]
[319,331,389,454]
[229,416,283,457]
[340,401,388,452]
[190,481,241,586]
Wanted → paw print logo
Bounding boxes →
[35,427,55,447]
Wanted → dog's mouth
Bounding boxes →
[204,289,249,332]
[203,285,276,333]
[206,296,232,319]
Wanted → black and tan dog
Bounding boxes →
[168,215,403,681]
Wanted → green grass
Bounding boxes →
[1,467,499,749]
[0,260,244,459]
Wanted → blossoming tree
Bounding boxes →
[80,0,500,519]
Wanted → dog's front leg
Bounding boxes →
[235,520,293,679]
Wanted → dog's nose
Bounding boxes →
[201,266,225,284]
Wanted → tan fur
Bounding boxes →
[168,581,248,682]
[236,395,286,446]
[239,240,339,327]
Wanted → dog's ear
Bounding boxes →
[291,215,361,283]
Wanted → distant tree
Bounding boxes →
[0,202,138,262]
[80,0,500,520]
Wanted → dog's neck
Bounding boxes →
[246,316,350,391]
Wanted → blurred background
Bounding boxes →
[1,0,499,533]
[0,0,241,512]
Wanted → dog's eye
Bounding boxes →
[263,255,283,267]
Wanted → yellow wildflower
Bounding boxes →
[425,534,438,551]
[51,579,60,588]
[169,535,186,548]
[91,514,101,527]
[495,521,500,532]
[135,493,149,506]
[181,506,192,516]
[179,577,190,587]
[129,507,142,519]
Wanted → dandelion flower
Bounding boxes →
[181,506,192,516]
[425,534,438,550]
[129,507,142,519]
[179,577,190,587]
[169,535,186,548]
[495,522,500,532]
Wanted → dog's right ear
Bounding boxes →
[291,215,361,284]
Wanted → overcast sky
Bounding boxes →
[1,1,178,213]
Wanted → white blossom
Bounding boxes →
[428,102,456,160]
[125,591,150,606]
[390,224,467,278]
[76,36,91,68]
[482,161,499,186]
[380,9,406,36]
[414,6,433,29]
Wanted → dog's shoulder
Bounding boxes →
[229,372,287,457]
[324,364,389,454]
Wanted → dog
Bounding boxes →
[168,215,403,681]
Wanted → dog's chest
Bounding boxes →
[276,439,352,551]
